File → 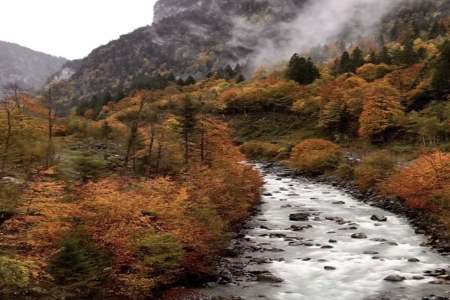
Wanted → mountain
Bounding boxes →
[59,0,449,105]
[0,41,67,92]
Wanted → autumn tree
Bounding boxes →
[38,80,71,168]
[176,95,200,164]
[359,82,404,141]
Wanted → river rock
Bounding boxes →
[218,269,233,284]
[332,201,346,205]
[351,232,368,239]
[363,251,379,255]
[262,193,273,196]
[329,239,337,243]
[247,269,270,275]
[289,213,309,221]
[430,268,447,276]
[321,245,333,249]
[384,274,405,282]
[265,247,285,252]
[412,276,425,280]
[422,295,450,300]
[371,215,387,222]
[257,273,284,283]
[324,266,336,270]
[250,258,273,264]
[269,233,286,239]
[371,238,388,242]
[408,258,420,262]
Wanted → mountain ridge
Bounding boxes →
[56,0,449,106]
[0,40,67,92]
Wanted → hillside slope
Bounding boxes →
[0,41,67,92]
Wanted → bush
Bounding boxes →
[334,163,355,181]
[240,141,289,161]
[71,154,107,183]
[354,150,398,191]
[0,256,35,297]
[137,232,183,284]
[48,233,106,299]
[290,139,342,174]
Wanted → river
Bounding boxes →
[201,163,450,300]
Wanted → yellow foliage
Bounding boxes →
[290,139,342,174]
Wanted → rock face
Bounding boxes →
[153,0,206,24]
[0,41,67,91]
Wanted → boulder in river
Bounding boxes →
[257,272,284,283]
[332,201,346,205]
[218,269,233,284]
[408,258,420,262]
[371,215,387,222]
[250,258,273,264]
[351,232,368,239]
[363,251,379,255]
[289,213,309,221]
[429,268,447,276]
[384,274,405,282]
[324,266,336,270]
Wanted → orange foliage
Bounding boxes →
[387,150,450,210]
[2,178,76,263]
[290,139,341,174]
[358,81,403,139]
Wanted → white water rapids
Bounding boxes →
[203,164,450,300]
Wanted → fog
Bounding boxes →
[228,0,423,68]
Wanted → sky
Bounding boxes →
[0,0,158,60]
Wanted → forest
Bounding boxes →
[3,2,450,299]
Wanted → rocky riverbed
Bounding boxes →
[168,163,450,300]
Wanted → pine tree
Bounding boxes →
[176,78,185,86]
[224,65,236,79]
[432,40,450,97]
[285,53,320,85]
[368,51,378,64]
[338,51,355,74]
[177,96,200,164]
[351,47,365,70]
[185,75,196,86]
[400,42,419,66]
[235,73,246,83]
[377,47,392,65]
[167,73,176,82]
